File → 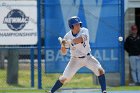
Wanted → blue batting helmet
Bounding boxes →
[68,16,82,29]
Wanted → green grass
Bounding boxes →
[109,86,140,91]
[0,69,140,92]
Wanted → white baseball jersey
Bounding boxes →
[64,27,91,57]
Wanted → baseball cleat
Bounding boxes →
[103,90,107,93]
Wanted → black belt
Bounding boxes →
[78,53,90,58]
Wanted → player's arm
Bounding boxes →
[72,37,83,44]
[72,34,87,44]
[60,40,68,55]
[58,37,68,55]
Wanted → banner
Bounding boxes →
[0,1,37,45]
[45,0,122,73]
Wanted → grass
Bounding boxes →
[0,69,140,92]
[109,86,140,91]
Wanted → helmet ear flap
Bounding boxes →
[80,23,82,27]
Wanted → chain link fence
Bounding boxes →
[0,47,96,90]
[0,0,42,91]
[0,48,38,89]
[0,0,124,92]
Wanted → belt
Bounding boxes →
[78,53,90,58]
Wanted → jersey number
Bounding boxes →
[83,42,86,47]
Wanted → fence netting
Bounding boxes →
[0,48,37,89]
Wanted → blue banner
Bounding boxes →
[45,0,122,73]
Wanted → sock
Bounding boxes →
[98,74,106,92]
[51,80,63,93]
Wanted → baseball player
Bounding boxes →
[48,16,107,93]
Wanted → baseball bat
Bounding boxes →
[58,37,62,44]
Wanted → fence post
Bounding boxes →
[0,50,5,69]
[7,49,19,84]
[120,0,125,86]
[30,48,34,87]
[37,0,42,89]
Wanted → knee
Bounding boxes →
[98,68,105,76]
[59,76,71,84]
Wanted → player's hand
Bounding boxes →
[61,46,67,55]
[62,39,71,48]
[58,37,68,48]
[58,38,67,55]
[61,39,67,47]
[61,39,68,55]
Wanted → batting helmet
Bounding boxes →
[68,16,82,29]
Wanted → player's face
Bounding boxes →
[72,23,80,34]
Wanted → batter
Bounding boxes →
[48,16,107,93]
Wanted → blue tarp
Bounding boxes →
[44,0,122,73]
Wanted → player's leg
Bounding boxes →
[49,57,84,93]
[85,55,107,93]
[60,57,85,83]
[98,72,107,93]
[48,79,63,93]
